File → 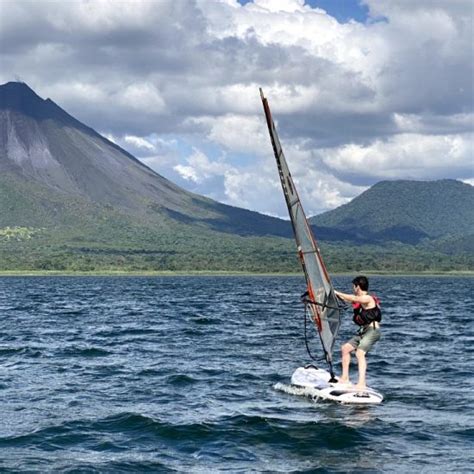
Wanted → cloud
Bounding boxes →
[121,84,167,113]
[322,132,474,183]
[174,148,235,184]
[1,0,472,215]
[192,113,267,154]
[124,135,155,151]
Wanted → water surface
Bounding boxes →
[0,276,472,472]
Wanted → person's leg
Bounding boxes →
[340,343,356,383]
[355,327,381,389]
[355,349,367,389]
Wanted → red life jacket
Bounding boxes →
[352,294,382,326]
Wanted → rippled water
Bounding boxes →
[0,275,472,472]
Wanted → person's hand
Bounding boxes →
[335,291,346,303]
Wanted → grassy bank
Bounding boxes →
[0,270,472,277]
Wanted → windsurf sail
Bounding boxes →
[260,88,342,379]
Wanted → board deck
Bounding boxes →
[289,366,384,404]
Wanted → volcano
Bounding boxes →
[0,81,290,237]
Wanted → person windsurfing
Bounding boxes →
[335,275,382,390]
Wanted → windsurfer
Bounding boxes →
[335,276,381,390]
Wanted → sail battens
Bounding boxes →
[260,88,342,374]
[300,249,320,256]
[289,198,300,208]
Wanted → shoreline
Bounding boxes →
[0,270,472,277]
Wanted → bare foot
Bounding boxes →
[337,377,351,384]
[354,384,367,391]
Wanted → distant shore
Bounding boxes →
[0,270,472,277]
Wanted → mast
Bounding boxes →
[260,88,341,380]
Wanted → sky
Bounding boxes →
[1,0,473,217]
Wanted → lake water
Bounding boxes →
[0,275,472,472]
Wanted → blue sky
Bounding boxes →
[239,0,370,23]
[1,0,472,217]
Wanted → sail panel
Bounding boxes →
[260,89,342,365]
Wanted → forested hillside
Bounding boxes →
[311,180,474,245]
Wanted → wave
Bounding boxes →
[59,347,112,357]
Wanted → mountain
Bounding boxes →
[0,81,297,272]
[310,180,474,245]
[0,81,291,238]
[0,82,472,273]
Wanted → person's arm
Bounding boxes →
[335,290,353,303]
[335,291,371,304]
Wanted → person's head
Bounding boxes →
[352,275,369,293]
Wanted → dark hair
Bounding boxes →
[352,275,369,291]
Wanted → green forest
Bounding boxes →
[0,223,471,274]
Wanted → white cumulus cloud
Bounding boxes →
[1,0,472,215]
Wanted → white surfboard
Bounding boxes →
[288,366,383,404]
